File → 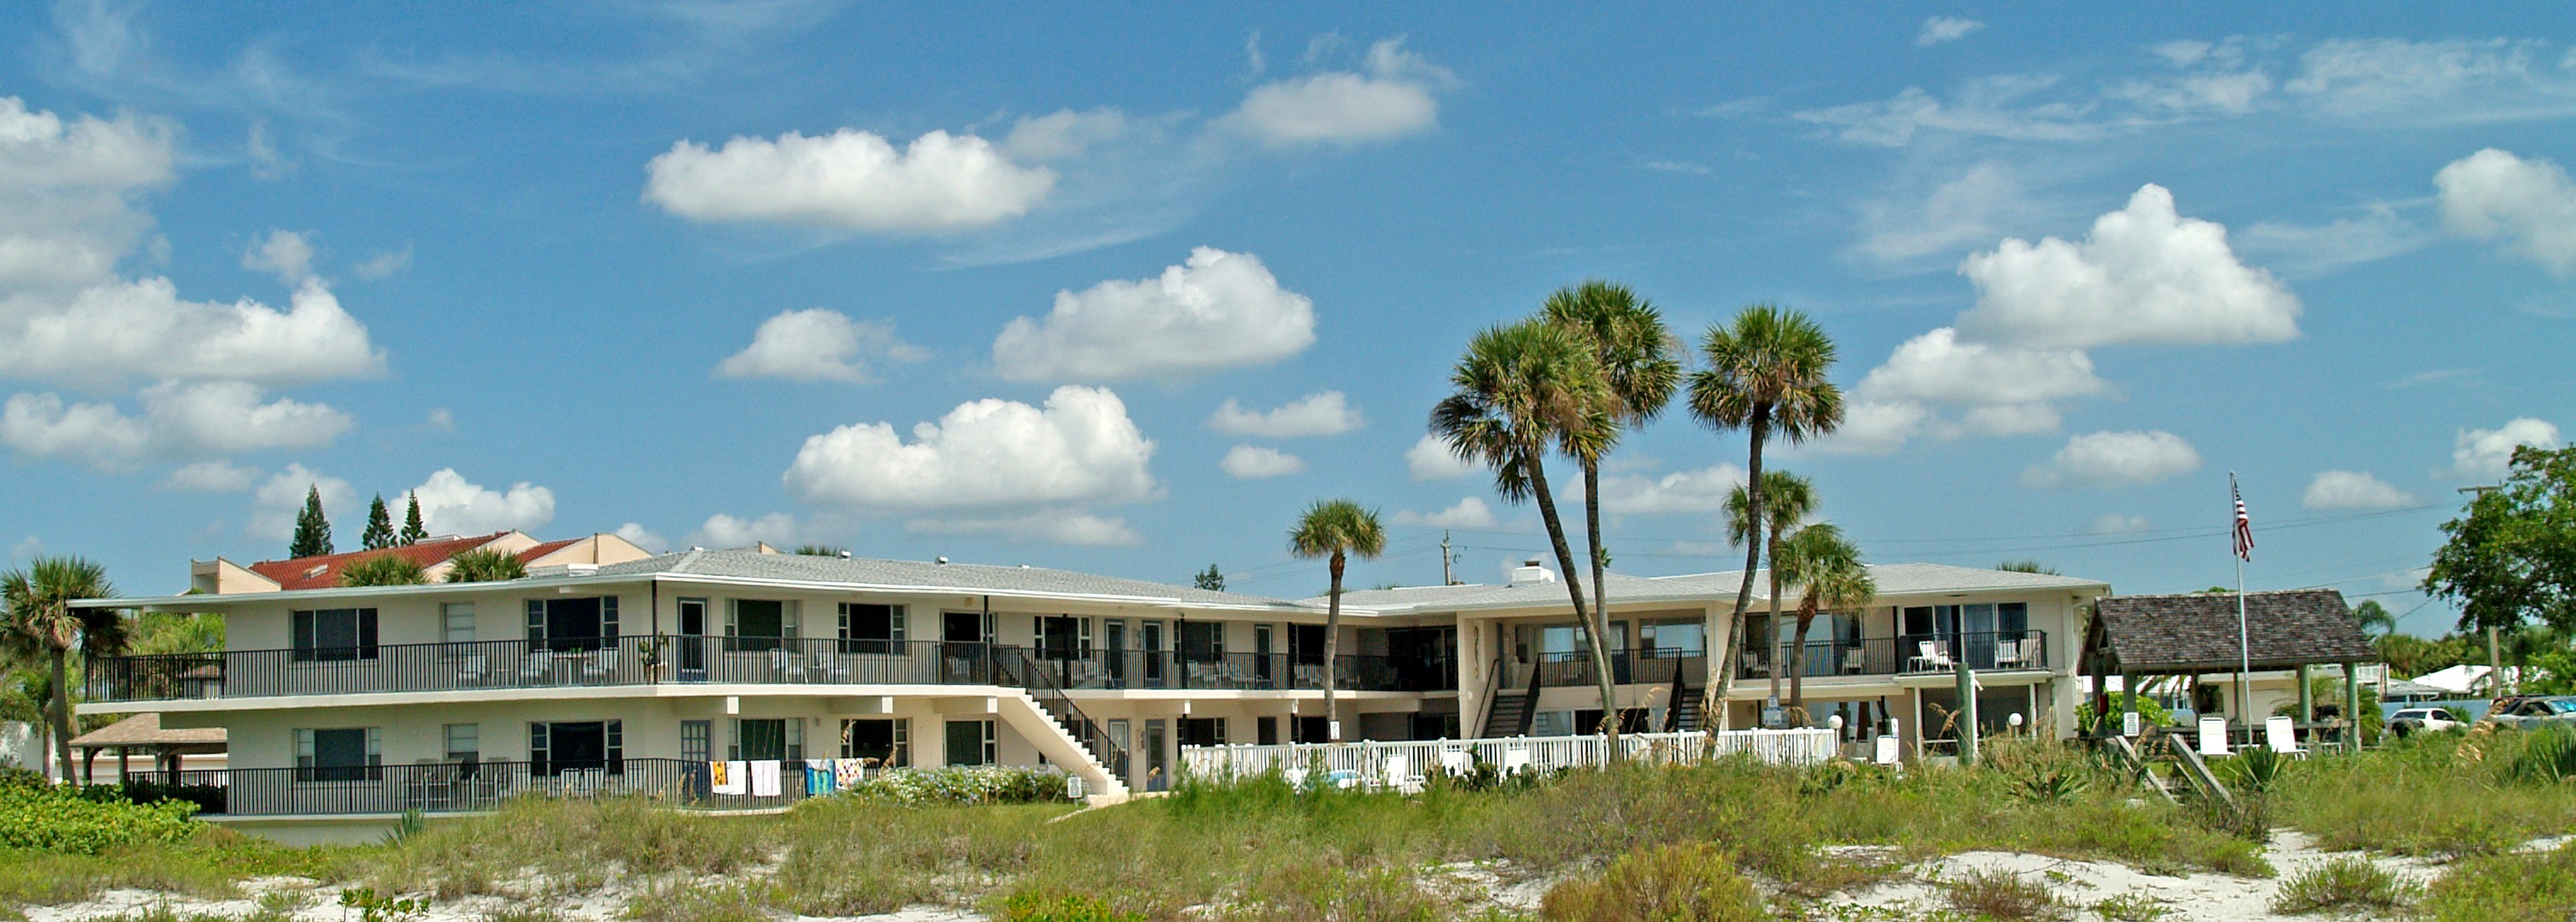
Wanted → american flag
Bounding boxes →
[2232,480,2255,562]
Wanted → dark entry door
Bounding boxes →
[677,599,707,680]
[943,611,986,683]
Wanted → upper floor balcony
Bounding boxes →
[1731,630,2051,682]
[83,636,1456,705]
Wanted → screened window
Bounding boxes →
[443,723,479,765]
[841,718,909,766]
[1178,621,1223,662]
[1177,717,1226,746]
[294,727,381,781]
[727,599,793,652]
[524,597,618,652]
[680,720,711,764]
[529,720,623,775]
[440,603,476,645]
[945,719,996,766]
[838,603,905,654]
[291,608,378,661]
[729,717,802,761]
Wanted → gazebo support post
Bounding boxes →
[2343,661,2363,753]
[2297,665,2314,729]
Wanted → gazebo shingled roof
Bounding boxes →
[2089,588,2377,675]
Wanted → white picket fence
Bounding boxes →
[1179,729,1838,784]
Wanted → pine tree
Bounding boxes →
[398,492,428,545]
[360,494,396,550]
[1193,565,1225,592]
[289,486,333,558]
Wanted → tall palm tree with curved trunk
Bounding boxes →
[1544,281,1681,729]
[1720,471,1815,713]
[1291,499,1385,742]
[2,556,124,781]
[1689,305,1843,726]
[1774,522,1875,717]
[1431,320,1622,746]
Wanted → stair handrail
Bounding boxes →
[1471,655,1503,739]
[1003,647,1129,779]
[1661,651,1692,732]
[1517,651,1544,735]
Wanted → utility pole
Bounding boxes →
[1440,531,1457,585]
[2459,485,2506,695]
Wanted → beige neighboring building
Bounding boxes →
[83,549,2106,844]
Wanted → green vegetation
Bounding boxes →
[791,544,845,556]
[2268,856,2418,915]
[840,765,1081,806]
[289,484,332,558]
[397,491,428,546]
[0,776,196,854]
[361,494,398,550]
[2424,442,2576,634]
[2,554,122,780]
[1940,867,2067,920]
[337,554,428,587]
[1288,498,1385,740]
[1995,560,2061,576]
[1193,564,1225,592]
[2275,726,2576,856]
[441,548,527,584]
[2417,841,2576,921]
[1541,841,1768,922]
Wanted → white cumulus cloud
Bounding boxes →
[2435,148,2576,276]
[992,247,1315,382]
[3,276,383,392]
[1222,38,1453,148]
[1598,464,1747,515]
[241,229,313,285]
[909,510,1142,547]
[163,459,259,492]
[352,245,411,281]
[1915,16,1985,47]
[247,464,354,542]
[2088,513,2151,535]
[1209,391,1360,437]
[715,308,925,383]
[1407,434,1479,480]
[612,522,668,553]
[410,469,557,535]
[1219,444,1305,479]
[642,128,1055,232]
[2451,417,2562,481]
[1957,184,2302,349]
[0,381,351,468]
[693,512,799,549]
[785,385,1156,514]
[2303,470,2417,510]
[2021,430,2203,488]
[1392,497,1497,529]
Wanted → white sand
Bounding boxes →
[1818,830,2446,921]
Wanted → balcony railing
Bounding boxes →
[120,758,823,817]
[1732,630,2050,681]
[1510,648,1700,689]
[84,637,1457,704]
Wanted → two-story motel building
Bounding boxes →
[81,545,2107,842]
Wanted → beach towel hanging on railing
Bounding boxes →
[805,758,837,795]
[710,760,747,796]
[750,759,782,797]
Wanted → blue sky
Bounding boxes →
[2,3,2571,634]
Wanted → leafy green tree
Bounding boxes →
[127,608,223,655]
[2349,599,2398,636]
[1193,565,1226,592]
[339,555,428,586]
[1433,319,1620,743]
[1544,280,1682,732]
[289,485,333,558]
[1691,305,1843,725]
[398,492,428,545]
[1290,499,1385,741]
[443,548,528,584]
[1775,522,1875,714]
[360,494,397,550]
[2424,444,2576,634]
[1996,559,2060,575]
[793,544,847,556]
[1721,471,1814,709]
[2,556,124,780]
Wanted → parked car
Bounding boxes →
[2488,695,2576,730]
[2388,706,2464,736]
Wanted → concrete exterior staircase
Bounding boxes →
[996,690,1130,802]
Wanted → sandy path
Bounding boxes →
[1820,830,2445,921]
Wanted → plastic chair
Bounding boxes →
[2264,715,2309,759]
[2198,716,2232,758]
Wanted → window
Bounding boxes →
[1642,620,1704,657]
[1178,717,1226,747]
[1998,602,2029,636]
[441,603,476,645]
[729,717,802,761]
[294,727,380,781]
[530,720,624,775]
[1179,621,1223,662]
[946,719,996,766]
[838,603,906,654]
[1035,615,1088,660]
[291,608,378,661]
[841,718,909,766]
[1256,716,1279,746]
[681,720,711,764]
[525,597,619,652]
[443,723,479,765]
[1532,711,1574,738]
[727,599,795,652]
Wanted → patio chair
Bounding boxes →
[1438,750,1474,778]
[1912,641,1953,672]
[1220,660,1256,689]
[768,648,808,681]
[2264,715,2309,759]
[518,651,552,683]
[1992,639,2028,669]
[1293,663,1325,689]
[453,654,487,684]
[1383,754,1423,793]
[1501,750,1532,775]
[1840,648,1866,675]
[1739,651,1767,677]
[2197,716,2232,758]
[583,648,619,682]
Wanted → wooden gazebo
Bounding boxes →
[70,712,225,784]
[2081,588,2378,747]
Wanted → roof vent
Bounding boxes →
[936,556,949,565]
[1509,559,1557,587]
[838,550,853,559]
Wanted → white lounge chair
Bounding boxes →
[1502,750,1531,775]
[768,648,807,680]
[454,654,487,683]
[1438,750,1474,777]
[1383,754,1422,793]
[1992,639,2027,669]
[518,651,551,683]
[1840,648,1866,674]
[584,648,619,681]
[2265,715,2309,759]
[2198,716,2232,758]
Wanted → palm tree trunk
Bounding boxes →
[1325,551,1344,742]
[1523,447,1617,757]
[1582,458,1622,746]
[1767,538,1784,707]
[49,648,72,784]
[1791,601,1818,717]
[1710,410,1770,729]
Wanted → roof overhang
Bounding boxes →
[78,570,1320,616]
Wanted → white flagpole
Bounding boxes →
[2234,471,2251,736]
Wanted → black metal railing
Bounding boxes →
[1732,630,2050,681]
[120,758,813,817]
[996,648,1128,780]
[1512,648,1699,689]
[85,637,1457,703]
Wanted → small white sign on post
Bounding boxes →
[1326,720,1341,741]
[2122,711,2142,738]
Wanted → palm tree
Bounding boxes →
[1290,499,1386,741]
[1434,320,1635,746]
[339,554,429,586]
[1688,305,1843,724]
[1774,523,1874,716]
[2,556,123,781]
[1719,470,1816,714]
[2350,600,2398,636]
[444,549,529,583]
[1544,281,1682,727]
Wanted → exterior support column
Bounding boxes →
[1954,659,1980,766]
[2297,664,2314,725]
[2343,661,2363,753]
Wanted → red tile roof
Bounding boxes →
[246,533,509,591]
[515,539,578,563]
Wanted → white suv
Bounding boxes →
[2388,706,2463,736]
